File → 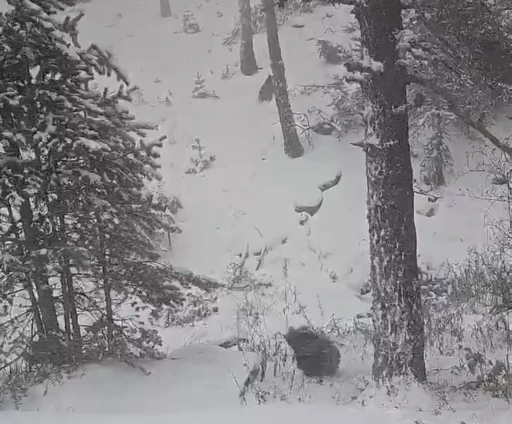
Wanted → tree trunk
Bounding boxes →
[56,210,82,355]
[6,204,45,337]
[19,198,61,337]
[19,198,65,365]
[95,212,114,352]
[262,0,304,158]
[239,0,258,76]
[160,0,171,18]
[355,0,427,382]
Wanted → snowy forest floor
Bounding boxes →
[0,0,511,422]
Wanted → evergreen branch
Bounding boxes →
[408,74,512,157]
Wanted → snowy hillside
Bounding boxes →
[0,0,511,422]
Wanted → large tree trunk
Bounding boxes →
[355,0,427,382]
[239,0,258,76]
[262,0,304,158]
[160,0,172,18]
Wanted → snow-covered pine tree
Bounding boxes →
[0,0,82,367]
[7,0,78,14]
[0,0,188,377]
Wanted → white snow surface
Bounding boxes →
[6,403,511,424]
[1,0,511,422]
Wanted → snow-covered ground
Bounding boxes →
[6,402,511,424]
[1,0,511,422]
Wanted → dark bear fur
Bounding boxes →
[284,326,340,378]
[258,74,274,102]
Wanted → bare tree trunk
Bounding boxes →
[160,0,172,18]
[19,198,65,365]
[354,0,427,382]
[95,212,114,352]
[239,0,258,76]
[6,204,45,337]
[56,209,82,354]
[262,0,304,158]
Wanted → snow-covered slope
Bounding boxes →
[6,402,511,424]
[0,0,510,421]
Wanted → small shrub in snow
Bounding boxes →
[191,72,218,99]
[182,10,201,34]
[185,137,216,174]
[221,64,235,80]
[423,242,512,399]
[232,290,294,404]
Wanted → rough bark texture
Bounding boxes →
[355,0,427,382]
[19,199,61,337]
[239,0,258,76]
[262,0,304,158]
[20,198,65,365]
[160,0,172,18]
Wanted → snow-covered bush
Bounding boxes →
[191,72,218,99]
[182,10,201,34]
[423,242,512,399]
[185,137,216,175]
[221,64,235,80]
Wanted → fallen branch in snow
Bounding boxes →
[169,266,223,291]
[413,186,441,202]
[218,337,249,349]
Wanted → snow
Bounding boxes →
[5,403,511,424]
[1,0,511,422]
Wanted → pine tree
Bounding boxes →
[321,0,426,383]
[0,0,187,375]
[8,0,79,14]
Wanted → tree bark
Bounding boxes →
[6,204,45,337]
[19,198,61,337]
[262,0,304,158]
[95,212,114,352]
[160,0,172,18]
[19,198,65,365]
[355,0,427,382]
[239,0,258,76]
[56,209,82,354]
